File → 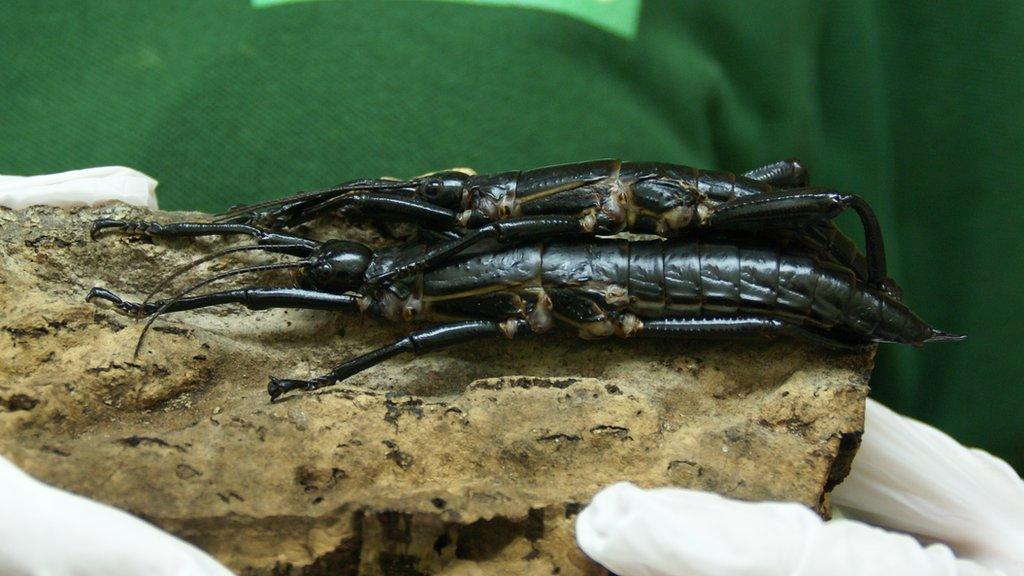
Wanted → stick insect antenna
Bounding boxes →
[213,180,413,223]
[140,244,307,310]
[133,260,312,358]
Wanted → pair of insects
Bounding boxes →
[88,159,962,400]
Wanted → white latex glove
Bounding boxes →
[0,166,158,210]
[577,399,1024,576]
[0,456,233,576]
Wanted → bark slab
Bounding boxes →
[0,205,871,575]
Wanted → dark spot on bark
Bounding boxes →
[24,235,77,249]
[823,431,862,494]
[383,440,414,470]
[603,384,621,394]
[153,325,191,336]
[301,515,362,576]
[2,393,38,411]
[589,424,632,441]
[432,533,451,555]
[41,445,70,457]
[3,325,49,339]
[116,436,187,453]
[455,510,545,561]
[93,313,125,332]
[377,553,426,576]
[536,433,581,443]
[216,491,244,503]
[668,459,704,476]
[175,464,201,479]
[474,376,580,390]
[377,511,413,544]
[383,397,424,425]
[564,502,581,518]
[525,508,544,541]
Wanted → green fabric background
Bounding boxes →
[3,1,1022,470]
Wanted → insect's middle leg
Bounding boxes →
[267,318,532,400]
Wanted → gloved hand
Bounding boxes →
[0,166,158,210]
[576,398,1024,576]
[0,456,232,576]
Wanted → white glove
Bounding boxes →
[577,399,1024,576]
[0,456,233,576]
[0,166,158,210]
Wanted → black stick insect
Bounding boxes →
[214,159,902,298]
[87,174,963,401]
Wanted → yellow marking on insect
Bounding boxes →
[420,283,521,303]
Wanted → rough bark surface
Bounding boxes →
[0,204,871,575]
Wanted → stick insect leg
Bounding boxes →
[367,215,590,285]
[268,318,531,400]
[87,286,360,316]
[707,189,894,294]
[736,165,902,297]
[636,316,872,353]
[256,192,463,231]
[90,220,319,256]
[742,158,810,188]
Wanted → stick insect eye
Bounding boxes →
[420,178,444,200]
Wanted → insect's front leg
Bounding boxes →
[87,286,362,317]
[90,219,319,256]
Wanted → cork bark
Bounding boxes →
[0,204,871,575]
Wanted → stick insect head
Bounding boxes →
[411,170,473,209]
[300,240,375,293]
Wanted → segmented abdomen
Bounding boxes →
[420,238,932,344]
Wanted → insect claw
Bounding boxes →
[86,287,144,317]
[90,219,128,240]
[267,377,286,401]
[267,377,321,401]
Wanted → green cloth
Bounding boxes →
[3,0,1022,470]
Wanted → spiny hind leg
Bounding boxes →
[706,189,899,296]
[634,315,873,353]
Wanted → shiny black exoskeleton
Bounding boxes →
[215,158,900,298]
[87,215,962,401]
